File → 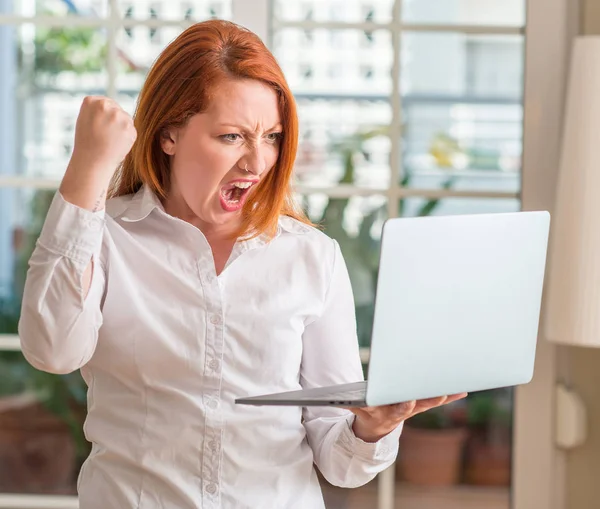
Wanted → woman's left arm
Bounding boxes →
[300,238,402,489]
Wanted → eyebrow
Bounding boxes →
[217,123,283,132]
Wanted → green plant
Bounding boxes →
[33,27,106,74]
[16,4,106,78]
[467,390,513,431]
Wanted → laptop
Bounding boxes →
[236,210,550,408]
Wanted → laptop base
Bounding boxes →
[235,381,368,407]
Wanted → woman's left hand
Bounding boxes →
[349,393,468,443]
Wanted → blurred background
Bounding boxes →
[0,0,596,508]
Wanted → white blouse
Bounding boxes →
[19,185,401,509]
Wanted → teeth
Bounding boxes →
[232,181,252,189]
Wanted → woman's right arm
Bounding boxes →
[18,96,137,374]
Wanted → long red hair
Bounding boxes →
[110,19,310,238]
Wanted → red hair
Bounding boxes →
[110,19,310,238]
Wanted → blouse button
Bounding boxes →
[210,315,222,326]
[87,217,102,231]
[206,483,217,494]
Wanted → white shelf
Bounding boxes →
[0,495,78,509]
[0,335,21,351]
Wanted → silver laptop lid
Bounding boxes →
[365,211,550,407]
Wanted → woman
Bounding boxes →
[19,20,464,508]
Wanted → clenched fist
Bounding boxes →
[60,97,137,212]
[72,96,137,174]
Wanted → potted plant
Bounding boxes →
[396,402,468,486]
[463,390,512,486]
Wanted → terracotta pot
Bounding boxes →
[397,425,468,486]
[464,429,511,486]
[0,394,77,494]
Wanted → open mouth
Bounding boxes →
[219,180,256,212]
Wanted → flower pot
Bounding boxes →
[397,425,468,486]
[464,429,511,486]
[0,393,76,494]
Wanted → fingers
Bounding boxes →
[347,393,468,417]
[446,392,468,403]
[421,395,448,405]
[410,393,468,414]
[347,400,417,420]
[411,398,443,414]
[388,400,417,418]
[417,393,467,407]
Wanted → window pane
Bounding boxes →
[274,0,394,23]
[400,196,520,217]
[402,33,524,99]
[295,99,391,187]
[10,0,108,17]
[116,26,185,96]
[0,24,106,178]
[300,194,387,348]
[273,29,393,96]
[272,28,393,187]
[402,0,525,26]
[114,0,232,21]
[401,32,524,192]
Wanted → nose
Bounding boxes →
[239,145,267,176]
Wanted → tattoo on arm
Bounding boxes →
[92,189,106,212]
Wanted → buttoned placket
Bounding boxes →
[198,254,225,508]
[192,229,276,507]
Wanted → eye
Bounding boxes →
[221,133,242,143]
[266,132,283,143]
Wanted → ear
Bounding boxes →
[160,128,177,155]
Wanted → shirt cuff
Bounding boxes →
[335,413,402,461]
[37,191,106,266]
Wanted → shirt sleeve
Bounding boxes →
[300,238,402,489]
[18,191,106,374]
